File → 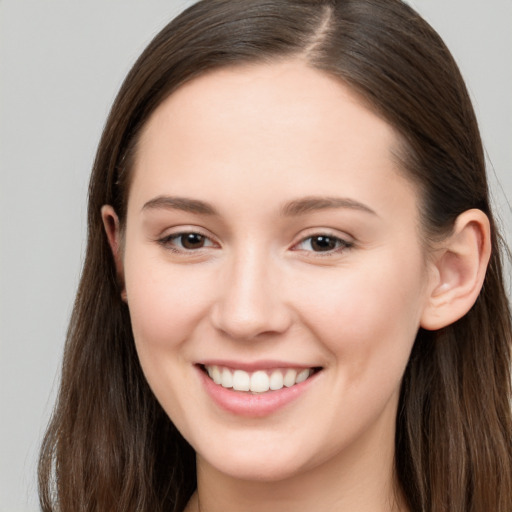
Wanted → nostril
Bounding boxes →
[210,302,293,341]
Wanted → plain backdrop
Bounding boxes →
[0,1,510,510]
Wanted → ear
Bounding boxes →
[420,209,491,331]
[101,205,127,302]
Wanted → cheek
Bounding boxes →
[293,248,427,377]
[123,249,214,359]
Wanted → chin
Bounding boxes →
[214,459,304,483]
[197,441,316,483]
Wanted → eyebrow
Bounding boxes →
[281,196,377,217]
[141,194,377,217]
[142,196,218,215]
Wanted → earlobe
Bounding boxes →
[420,209,491,331]
[101,205,127,301]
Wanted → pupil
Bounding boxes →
[182,233,204,249]
[311,236,336,252]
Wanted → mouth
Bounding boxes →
[200,364,322,394]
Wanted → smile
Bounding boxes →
[203,365,316,393]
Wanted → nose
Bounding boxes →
[210,249,293,340]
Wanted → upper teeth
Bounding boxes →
[205,365,312,393]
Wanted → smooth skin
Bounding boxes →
[103,61,490,512]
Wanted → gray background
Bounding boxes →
[0,1,510,510]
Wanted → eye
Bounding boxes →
[294,234,352,253]
[159,232,216,251]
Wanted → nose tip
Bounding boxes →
[210,262,292,340]
[211,300,288,340]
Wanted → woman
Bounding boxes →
[38,0,512,511]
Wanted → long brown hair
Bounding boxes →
[39,1,512,511]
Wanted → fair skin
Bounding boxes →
[103,61,490,512]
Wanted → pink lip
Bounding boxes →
[196,366,321,418]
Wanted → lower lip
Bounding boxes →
[197,367,320,417]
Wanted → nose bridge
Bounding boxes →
[211,244,290,339]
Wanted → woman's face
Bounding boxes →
[117,62,435,481]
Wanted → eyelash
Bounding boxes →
[158,231,216,253]
[293,234,354,255]
[158,231,353,256]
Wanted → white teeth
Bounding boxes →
[221,367,233,388]
[232,369,250,391]
[296,368,310,383]
[250,371,270,393]
[205,365,314,393]
[269,370,284,390]
[283,369,297,387]
[212,366,222,385]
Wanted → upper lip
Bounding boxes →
[196,359,321,372]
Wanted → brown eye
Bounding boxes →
[294,234,352,254]
[310,236,338,252]
[159,232,215,251]
[180,233,206,249]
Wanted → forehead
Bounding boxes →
[130,61,417,221]
[137,60,397,161]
